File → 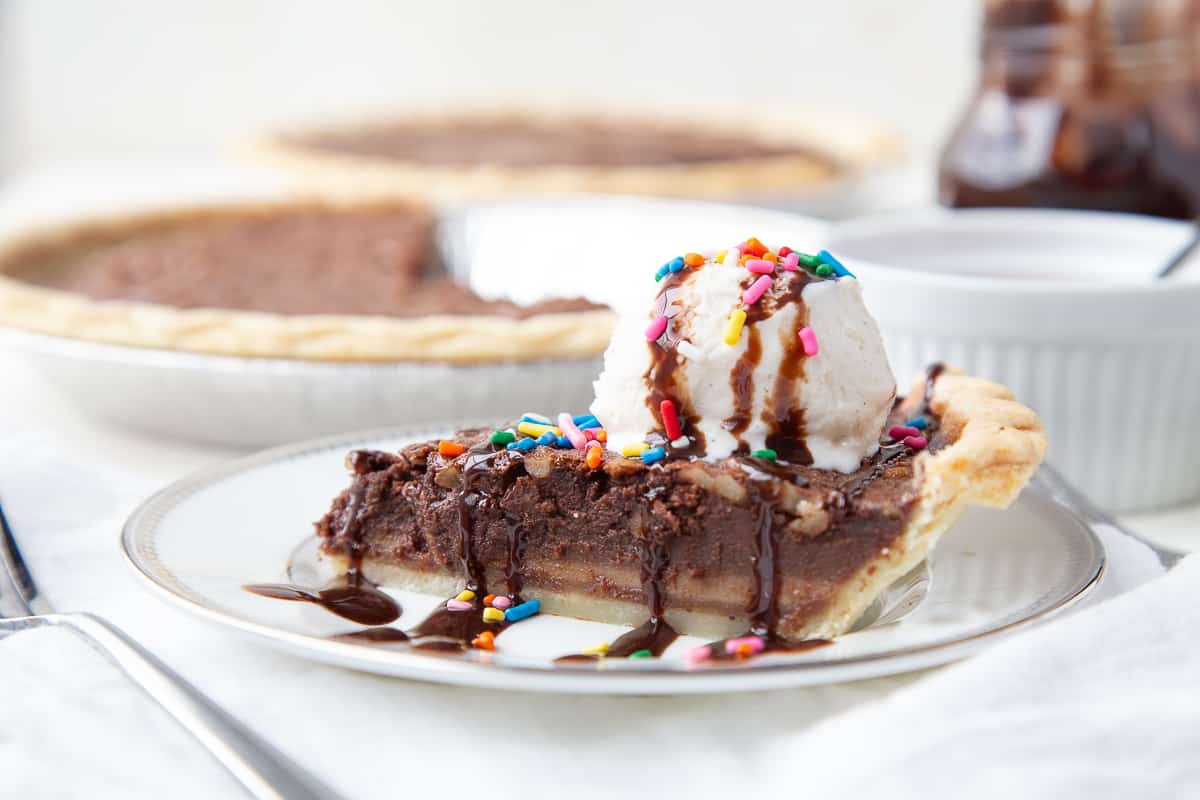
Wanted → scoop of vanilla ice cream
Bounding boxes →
[590,245,895,472]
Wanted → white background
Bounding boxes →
[0,0,981,174]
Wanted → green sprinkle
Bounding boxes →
[795,252,822,269]
[815,264,834,277]
[628,649,654,659]
[490,430,516,446]
[751,448,778,461]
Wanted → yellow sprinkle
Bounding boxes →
[482,607,505,623]
[583,643,610,656]
[717,249,729,264]
[456,590,476,602]
[621,442,649,458]
[517,421,562,438]
[723,308,747,346]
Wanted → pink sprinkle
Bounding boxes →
[558,412,588,449]
[685,645,712,665]
[904,435,928,450]
[742,275,773,305]
[798,327,819,356]
[889,425,919,440]
[491,596,513,610]
[724,635,766,655]
[782,252,800,271]
[645,315,668,341]
[583,428,598,441]
[446,599,472,612]
[746,258,774,274]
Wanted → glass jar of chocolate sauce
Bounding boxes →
[939,0,1200,219]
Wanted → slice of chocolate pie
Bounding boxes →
[312,240,1045,657]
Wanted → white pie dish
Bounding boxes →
[827,208,1200,513]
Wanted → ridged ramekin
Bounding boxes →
[828,208,1200,513]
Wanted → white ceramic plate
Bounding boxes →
[121,424,1106,694]
[1,196,826,448]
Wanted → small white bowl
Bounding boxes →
[829,208,1200,513]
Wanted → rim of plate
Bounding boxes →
[120,424,1106,692]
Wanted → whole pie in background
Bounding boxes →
[249,106,902,202]
[0,198,614,363]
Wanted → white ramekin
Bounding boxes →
[828,208,1200,513]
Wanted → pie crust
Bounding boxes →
[248,105,903,203]
[0,198,616,364]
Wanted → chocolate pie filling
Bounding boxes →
[312,370,945,647]
[290,118,836,169]
[13,205,600,318]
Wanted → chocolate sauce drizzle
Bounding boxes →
[721,325,762,452]
[645,272,707,456]
[243,481,403,626]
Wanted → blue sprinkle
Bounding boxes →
[520,412,552,425]
[667,256,685,273]
[536,431,557,446]
[504,599,541,622]
[556,435,573,449]
[907,416,928,430]
[654,264,669,281]
[574,414,601,429]
[507,437,536,452]
[505,442,519,451]
[641,446,666,465]
[817,249,855,279]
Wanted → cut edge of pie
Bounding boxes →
[0,197,616,364]
[316,368,1046,641]
[246,105,904,203]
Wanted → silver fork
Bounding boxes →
[0,496,342,800]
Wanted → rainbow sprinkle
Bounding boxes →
[517,421,561,438]
[585,441,604,469]
[504,599,541,622]
[660,399,683,441]
[621,442,649,458]
[724,308,747,345]
[818,249,855,278]
[558,412,588,449]
[490,429,516,446]
[641,447,666,465]
[799,326,819,356]
[438,440,465,457]
[742,274,773,305]
[645,315,669,341]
